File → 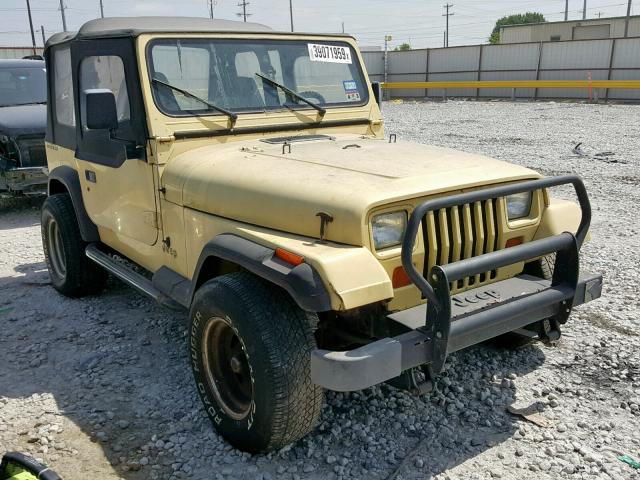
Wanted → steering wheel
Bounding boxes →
[297,91,326,105]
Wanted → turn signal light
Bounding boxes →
[505,236,524,248]
[392,266,412,288]
[275,248,305,266]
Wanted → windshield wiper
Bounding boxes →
[152,77,238,124]
[255,73,326,117]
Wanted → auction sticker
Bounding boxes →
[343,80,361,101]
[308,43,352,64]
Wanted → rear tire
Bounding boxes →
[41,193,107,297]
[189,271,324,453]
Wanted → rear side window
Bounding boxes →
[54,47,75,127]
[79,55,131,128]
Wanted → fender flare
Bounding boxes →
[48,165,99,242]
[190,233,333,313]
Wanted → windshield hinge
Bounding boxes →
[155,135,176,143]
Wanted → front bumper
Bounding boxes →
[311,174,602,392]
[311,272,602,391]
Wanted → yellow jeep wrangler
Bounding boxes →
[41,17,602,452]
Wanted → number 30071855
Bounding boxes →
[307,43,352,64]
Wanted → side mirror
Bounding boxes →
[371,81,382,107]
[82,89,118,131]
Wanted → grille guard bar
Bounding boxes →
[401,174,591,307]
[400,174,591,373]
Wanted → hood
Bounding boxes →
[162,134,540,245]
[0,104,47,137]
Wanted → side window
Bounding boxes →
[54,47,75,127]
[79,55,130,128]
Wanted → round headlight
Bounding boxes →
[506,192,533,220]
[372,211,407,250]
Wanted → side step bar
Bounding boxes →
[85,244,183,310]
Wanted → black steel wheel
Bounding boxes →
[201,316,253,420]
[189,271,324,453]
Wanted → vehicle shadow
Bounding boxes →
[1,259,549,480]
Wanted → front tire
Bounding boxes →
[189,272,324,452]
[41,193,107,297]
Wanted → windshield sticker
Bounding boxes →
[308,44,352,64]
[343,80,357,92]
[343,80,360,101]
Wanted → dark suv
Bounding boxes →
[0,59,48,197]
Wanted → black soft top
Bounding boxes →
[45,16,351,50]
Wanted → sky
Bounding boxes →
[0,0,637,49]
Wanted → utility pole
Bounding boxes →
[384,35,392,100]
[289,0,294,32]
[564,0,569,21]
[99,0,104,18]
[208,0,214,18]
[443,3,454,48]
[237,1,250,22]
[40,25,46,46]
[341,22,345,34]
[624,0,633,37]
[583,0,587,19]
[59,0,68,32]
[25,0,37,55]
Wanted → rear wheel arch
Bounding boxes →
[48,178,68,196]
[47,166,99,242]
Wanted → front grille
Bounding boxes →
[422,198,500,293]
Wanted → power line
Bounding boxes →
[443,3,454,47]
[237,0,250,22]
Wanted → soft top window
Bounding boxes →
[147,38,368,117]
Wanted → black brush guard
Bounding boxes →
[311,175,603,392]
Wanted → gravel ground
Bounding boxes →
[1,100,639,480]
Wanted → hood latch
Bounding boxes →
[315,212,334,242]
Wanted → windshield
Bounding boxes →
[148,38,368,117]
[0,66,47,107]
